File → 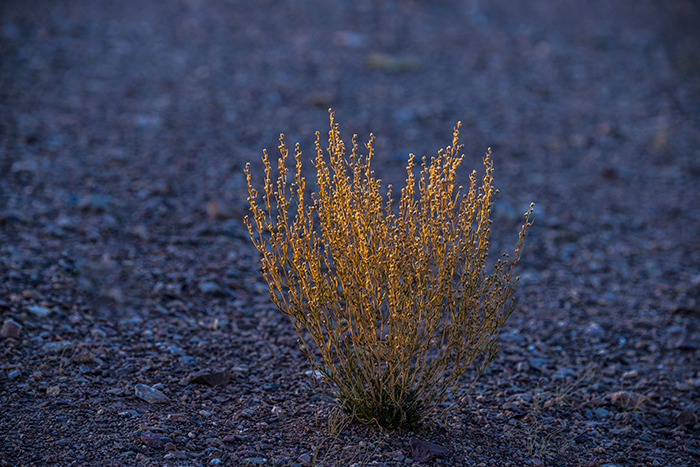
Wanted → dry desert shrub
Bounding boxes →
[245,112,533,428]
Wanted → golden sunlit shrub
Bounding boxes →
[245,112,533,428]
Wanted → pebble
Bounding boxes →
[141,431,165,449]
[134,383,170,404]
[222,434,246,443]
[677,408,698,429]
[191,371,230,387]
[8,370,22,379]
[167,413,188,422]
[27,305,51,317]
[410,438,449,463]
[594,407,610,418]
[180,356,197,366]
[298,453,313,466]
[528,358,548,370]
[78,194,111,212]
[1,318,22,339]
[241,458,267,465]
[272,456,291,466]
[239,450,267,458]
[198,281,223,295]
[675,340,698,351]
[205,437,225,448]
[583,323,606,339]
[41,341,73,353]
[169,346,186,356]
[552,367,577,379]
[0,209,28,224]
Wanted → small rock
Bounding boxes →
[27,305,51,317]
[677,409,698,429]
[271,405,286,420]
[167,413,188,422]
[675,340,699,351]
[134,383,170,404]
[0,209,29,224]
[11,159,38,174]
[409,438,449,463]
[230,365,249,375]
[180,356,197,366]
[46,386,60,396]
[675,382,694,392]
[238,408,256,419]
[106,387,125,396]
[584,323,605,339]
[169,346,187,356]
[7,369,21,379]
[41,341,73,353]
[23,289,44,300]
[198,281,223,296]
[141,431,165,449]
[1,318,22,339]
[272,456,292,466]
[191,371,230,387]
[239,450,267,458]
[298,452,313,466]
[222,434,245,443]
[241,458,267,465]
[78,194,111,213]
[593,407,610,418]
[528,358,548,371]
[205,438,225,448]
[552,367,577,379]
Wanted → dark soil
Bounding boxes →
[1,0,700,466]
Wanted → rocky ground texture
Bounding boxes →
[1,0,700,466]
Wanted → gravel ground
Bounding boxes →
[1,0,700,466]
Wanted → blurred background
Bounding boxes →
[1,0,699,318]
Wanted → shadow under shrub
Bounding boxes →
[245,112,533,428]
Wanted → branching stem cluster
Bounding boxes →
[245,112,533,428]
